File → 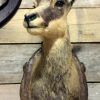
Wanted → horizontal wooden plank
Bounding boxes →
[0,44,99,83]
[1,8,100,43]
[73,0,100,8]
[88,83,100,100]
[20,0,100,8]
[68,8,100,25]
[0,83,100,100]
[0,44,40,83]
[69,23,100,42]
[0,84,20,100]
[75,44,100,82]
[20,0,34,8]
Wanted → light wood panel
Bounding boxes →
[0,84,100,100]
[0,84,20,100]
[88,83,100,100]
[0,44,99,83]
[20,0,100,8]
[0,44,40,83]
[69,23,100,42]
[68,8,100,25]
[0,8,100,43]
[73,0,100,8]
[75,44,100,82]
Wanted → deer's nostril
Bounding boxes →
[24,14,37,22]
[24,14,38,28]
[24,15,29,22]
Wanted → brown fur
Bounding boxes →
[20,0,88,100]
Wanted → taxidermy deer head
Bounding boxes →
[21,1,88,100]
[24,0,75,39]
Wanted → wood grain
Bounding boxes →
[0,8,100,43]
[0,83,100,100]
[74,44,100,82]
[69,23,100,42]
[68,8,100,25]
[0,84,20,100]
[73,0,100,8]
[88,83,100,100]
[0,44,40,83]
[20,0,100,8]
[0,44,99,83]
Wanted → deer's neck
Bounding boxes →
[42,35,73,70]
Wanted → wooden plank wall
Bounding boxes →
[0,0,100,99]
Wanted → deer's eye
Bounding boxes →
[55,0,65,7]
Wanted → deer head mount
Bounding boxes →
[24,0,76,39]
[21,1,88,100]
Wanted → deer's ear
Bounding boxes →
[67,0,75,7]
[32,0,41,7]
[66,0,75,14]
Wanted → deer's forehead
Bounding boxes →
[35,0,66,23]
[41,6,64,24]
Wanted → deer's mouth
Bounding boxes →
[27,26,41,29]
[24,21,38,29]
[23,21,47,29]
